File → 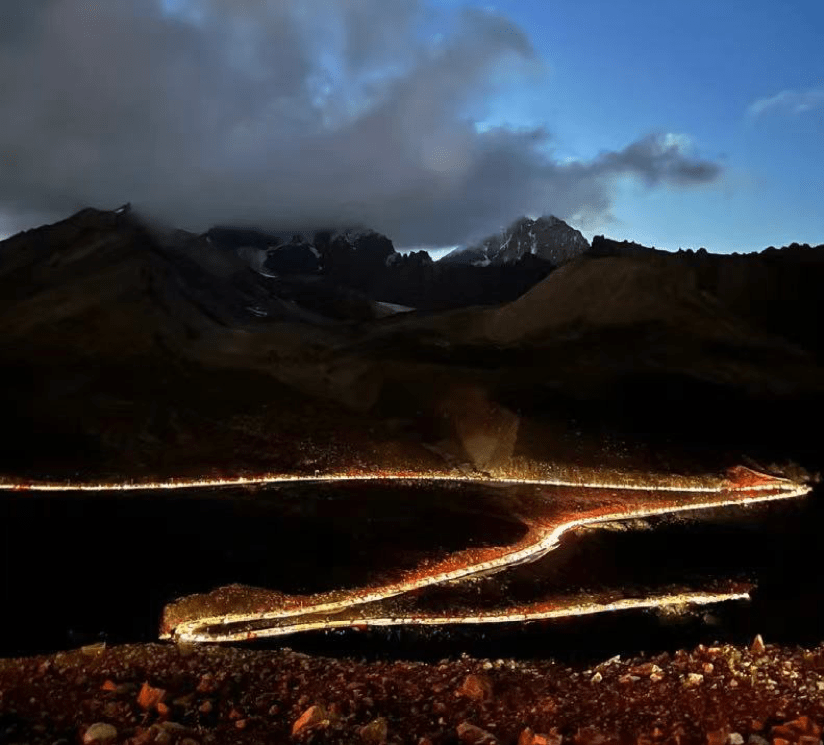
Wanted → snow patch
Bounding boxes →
[373,301,415,317]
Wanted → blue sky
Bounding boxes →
[452,0,824,252]
[0,0,821,254]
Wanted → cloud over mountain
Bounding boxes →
[0,0,721,246]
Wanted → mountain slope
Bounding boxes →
[485,256,748,344]
[351,251,824,471]
[0,207,335,361]
[0,208,431,478]
[590,236,824,358]
[2,208,823,481]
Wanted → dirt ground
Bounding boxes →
[2,637,824,745]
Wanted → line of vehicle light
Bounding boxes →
[164,482,809,641]
[0,471,798,494]
[174,589,754,643]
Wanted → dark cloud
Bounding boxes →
[593,134,721,187]
[0,2,55,44]
[0,0,721,246]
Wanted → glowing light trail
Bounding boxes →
[2,467,806,642]
[0,467,802,494]
[181,587,754,643]
[148,469,810,643]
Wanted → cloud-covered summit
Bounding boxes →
[0,0,721,247]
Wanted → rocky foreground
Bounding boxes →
[2,638,824,745]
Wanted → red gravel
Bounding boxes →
[2,639,824,744]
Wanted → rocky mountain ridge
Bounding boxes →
[442,215,590,267]
[206,221,555,311]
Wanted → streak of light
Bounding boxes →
[3,467,806,642]
[172,589,753,643]
[162,479,810,642]
[0,470,803,494]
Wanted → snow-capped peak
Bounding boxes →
[439,215,590,267]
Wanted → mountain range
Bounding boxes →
[2,205,823,483]
[205,216,574,311]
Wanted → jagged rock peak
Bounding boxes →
[440,215,589,267]
[203,222,399,278]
